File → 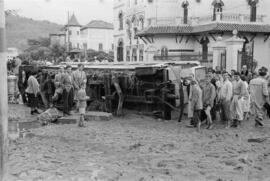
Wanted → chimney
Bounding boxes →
[182,1,189,24]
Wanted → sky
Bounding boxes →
[4,0,270,25]
[5,0,114,25]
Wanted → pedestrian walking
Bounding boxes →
[201,73,216,129]
[18,70,28,104]
[220,71,233,128]
[189,80,203,131]
[25,70,40,115]
[240,76,250,121]
[249,67,269,127]
[230,72,248,128]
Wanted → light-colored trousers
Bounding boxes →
[250,102,264,120]
[230,95,243,121]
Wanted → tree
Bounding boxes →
[30,46,51,60]
[50,43,66,58]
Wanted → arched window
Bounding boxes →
[126,46,131,62]
[139,16,144,30]
[161,46,168,60]
[212,0,224,21]
[139,45,144,62]
[182,1,189,24]
[131,15,137,27]
[119,12,123,30]
[132,48,137,62]
[126,20,132,41]
[248,0,259,22]
[117,39,124,62]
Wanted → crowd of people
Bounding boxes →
[18,64,89,127]
[186,65,270,131]
[16,61,270,130]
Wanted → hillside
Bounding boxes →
[6,14,63,51]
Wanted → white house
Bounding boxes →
[50,14,114,54]
[81,20,114,53]
[113,0,270,71]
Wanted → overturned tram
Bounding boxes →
[19,61,206,121]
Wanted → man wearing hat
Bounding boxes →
[230,72,249,127]
[249,67,269,127]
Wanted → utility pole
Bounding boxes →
[0,0,8,180]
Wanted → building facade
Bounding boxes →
[114,0,270,70]
[50,14,114,54]
[81,20,114,53]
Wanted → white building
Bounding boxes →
[81,20,114,52]
[113,0,270,71]
[50,14,114,54]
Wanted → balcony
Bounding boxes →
[147,17,191,27]
[195,13,265,24]
[146,13,266,27]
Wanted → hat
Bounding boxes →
[259,67,268,76]
[259,66,268,73]
[234,72,241,76]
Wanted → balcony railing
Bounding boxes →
[146,13,265,27]
[147,17,191,26]
[196,13,265,24]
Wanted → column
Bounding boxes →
[212,36,226,69]
[225,30,245,71]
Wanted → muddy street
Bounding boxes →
[6,105,270,181]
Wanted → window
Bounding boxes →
[139,17,144,30]
[83,43,87,50]
[117,39,124,62]
[139,49,144,61]
[119,12,123,30]
[77,43,80,49]
[126,47,131,62]
[132,48,137,62]
[77,31,80,35]
[133,27,138,39]
[99,43,103,51]
[161,47,168,60]
[69,30,72,35]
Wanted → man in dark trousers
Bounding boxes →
[62,65,74,116]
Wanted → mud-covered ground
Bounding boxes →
[7,104,270,181]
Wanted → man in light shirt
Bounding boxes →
[220,71,233,128]
[230,72,248,128]
[250,67,269,127]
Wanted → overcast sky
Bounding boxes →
[5,0,114,25]
[5,0,270,25]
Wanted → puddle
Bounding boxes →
[9,120,42,140]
